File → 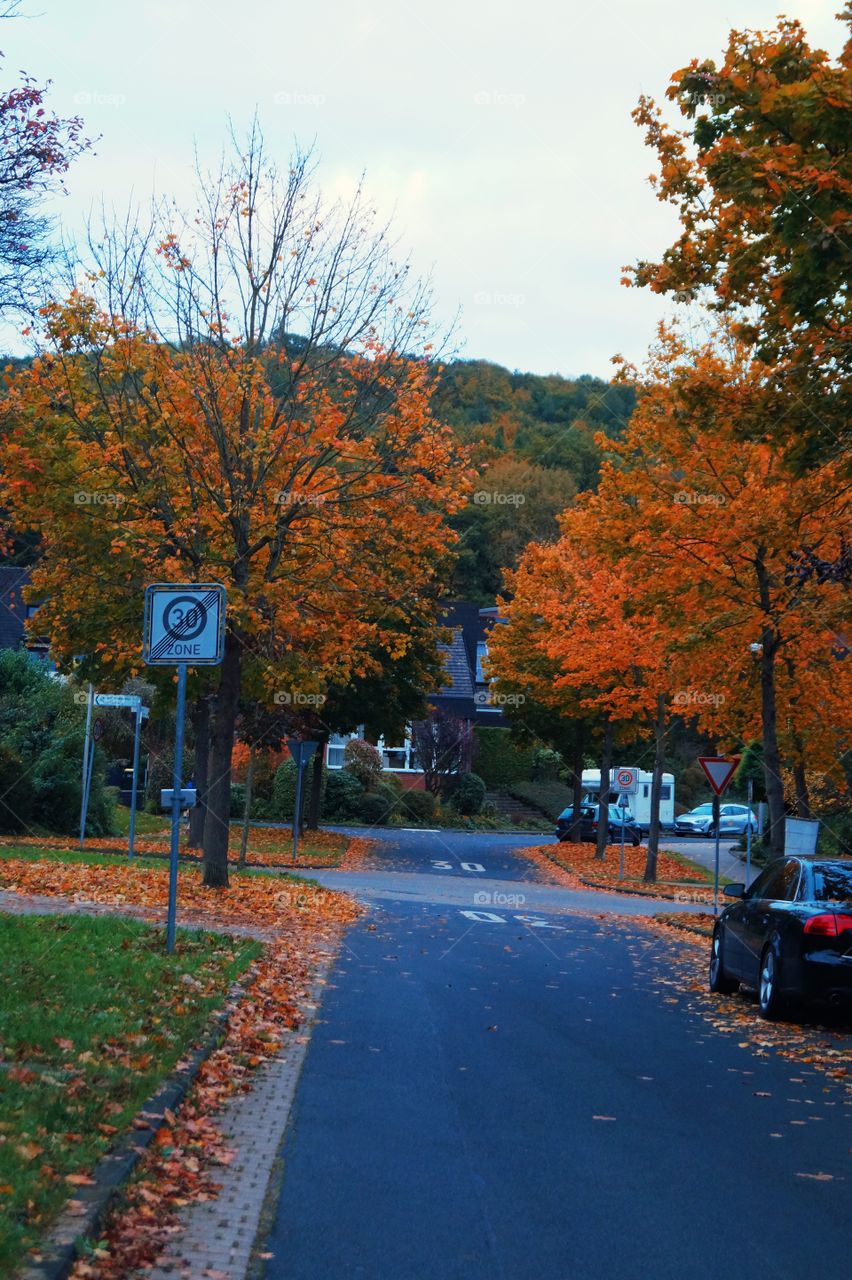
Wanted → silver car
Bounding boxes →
[675,802,758,837]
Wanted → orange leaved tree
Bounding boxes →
[0,129,471,885]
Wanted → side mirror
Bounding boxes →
[723,882,746,898]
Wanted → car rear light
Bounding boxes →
[804,913,852,936]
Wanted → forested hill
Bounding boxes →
[432,359,637,601]
[433,359,636,483]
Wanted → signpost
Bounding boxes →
[617,793,631,880]
[78,692,148,860]
[745,778,753,886]
[78,683,94,850]
[287,739,319,863]
[698,755,740,915]
[144,583,226,952]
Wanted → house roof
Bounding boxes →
[429,600,508,725]
[0,566,29,652]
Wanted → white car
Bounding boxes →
[675,802,759,837]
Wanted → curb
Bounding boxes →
[653,915,715,941]
[576,874,712,903]
[20,978,246,1280]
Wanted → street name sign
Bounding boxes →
[143,583,226,666]
[94,693,141,709]
[698,756,740,797]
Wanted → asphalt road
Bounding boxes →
[261,831,850,1280]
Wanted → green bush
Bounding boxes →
[473,727,535,789]
[272,759,298,820]
[374,780,401,817]
[0,651,115,836]
[451,772,487,815]
[322,770,364,820]
[381,771,404,792]
[342,739,383,790]
[397,789,436,823]
[230,782,247,818]
[357,792,393,825]
[818,812,852,859]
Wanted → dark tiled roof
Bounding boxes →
[437,626,474,699]
[0,566,29,651]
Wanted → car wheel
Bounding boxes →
[709,928,738,994]
[758,944,784,1020]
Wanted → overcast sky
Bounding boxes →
[1,0,844,377]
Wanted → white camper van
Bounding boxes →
[581,768,675,833]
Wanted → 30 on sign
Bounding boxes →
[143,583,226,666]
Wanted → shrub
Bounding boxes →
[0,651,115,836]
[531,747,564,780]
[322,770,364,820]
[230,782,247,818]
[342,739,383,790]
[374,780,401,818]
[381,771,404,792]
[357,792,393,825]
[397,789,436,823]
[451,772,486,816]
[272,759,298,820]
[473,727,535,789]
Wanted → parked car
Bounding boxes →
[556,804,642,846]
[675,802,758,837]
[709,857,852,1018]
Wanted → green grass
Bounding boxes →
[0,913,260,1275]
[110,806,169,837]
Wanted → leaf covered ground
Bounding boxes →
[520,840,718,901]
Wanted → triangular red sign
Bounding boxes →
[698,756,740,797]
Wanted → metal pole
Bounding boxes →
[78,683,94,848]
[166,665,188,954]
[619,818,625,880]
[292,751,304,864]
[745,778,753,887]
[128,702,143,860]
[713,793,721,915]
[80,735,95,844]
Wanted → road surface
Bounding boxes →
[260,829,850,1280]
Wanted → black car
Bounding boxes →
[555,804,642,846]
[709,857,852,1018]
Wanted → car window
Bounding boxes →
[692,805,713,815]
[813,864,852,904]
[756,861,800,901]
[747,866,776,899]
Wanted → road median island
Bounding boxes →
[517,839,718,902]
[0,847,362,1278]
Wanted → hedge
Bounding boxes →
[473,727,536,789]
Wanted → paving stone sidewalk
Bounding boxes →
[145,962,333,1280]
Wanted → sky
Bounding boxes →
[1,0,845,378]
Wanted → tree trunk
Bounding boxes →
[792,754,811,820]
[238,745,255,869]
[760,638,786,857]
[595,713,613,862]
[188,697,210,849]
[305,732,328,830]
[643,694,667,883]
[569,728,584,843]
[202,635,242,887]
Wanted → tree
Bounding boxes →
[0,8,89,312]
[410,709,474,795]
[585,326,850,857]
[0,126,470,887]
[627,8,852,465]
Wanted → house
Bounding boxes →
[326,601,509,784]
[0,566,48,660]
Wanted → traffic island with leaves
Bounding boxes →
[520,840,720,902]
[0,847,361,1277]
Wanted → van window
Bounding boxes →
[660,785,671,801]
[643,784,649,798]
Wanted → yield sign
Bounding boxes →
[699,756,740,797]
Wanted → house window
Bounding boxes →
[475,641,488,684]
[326,730,419,772]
